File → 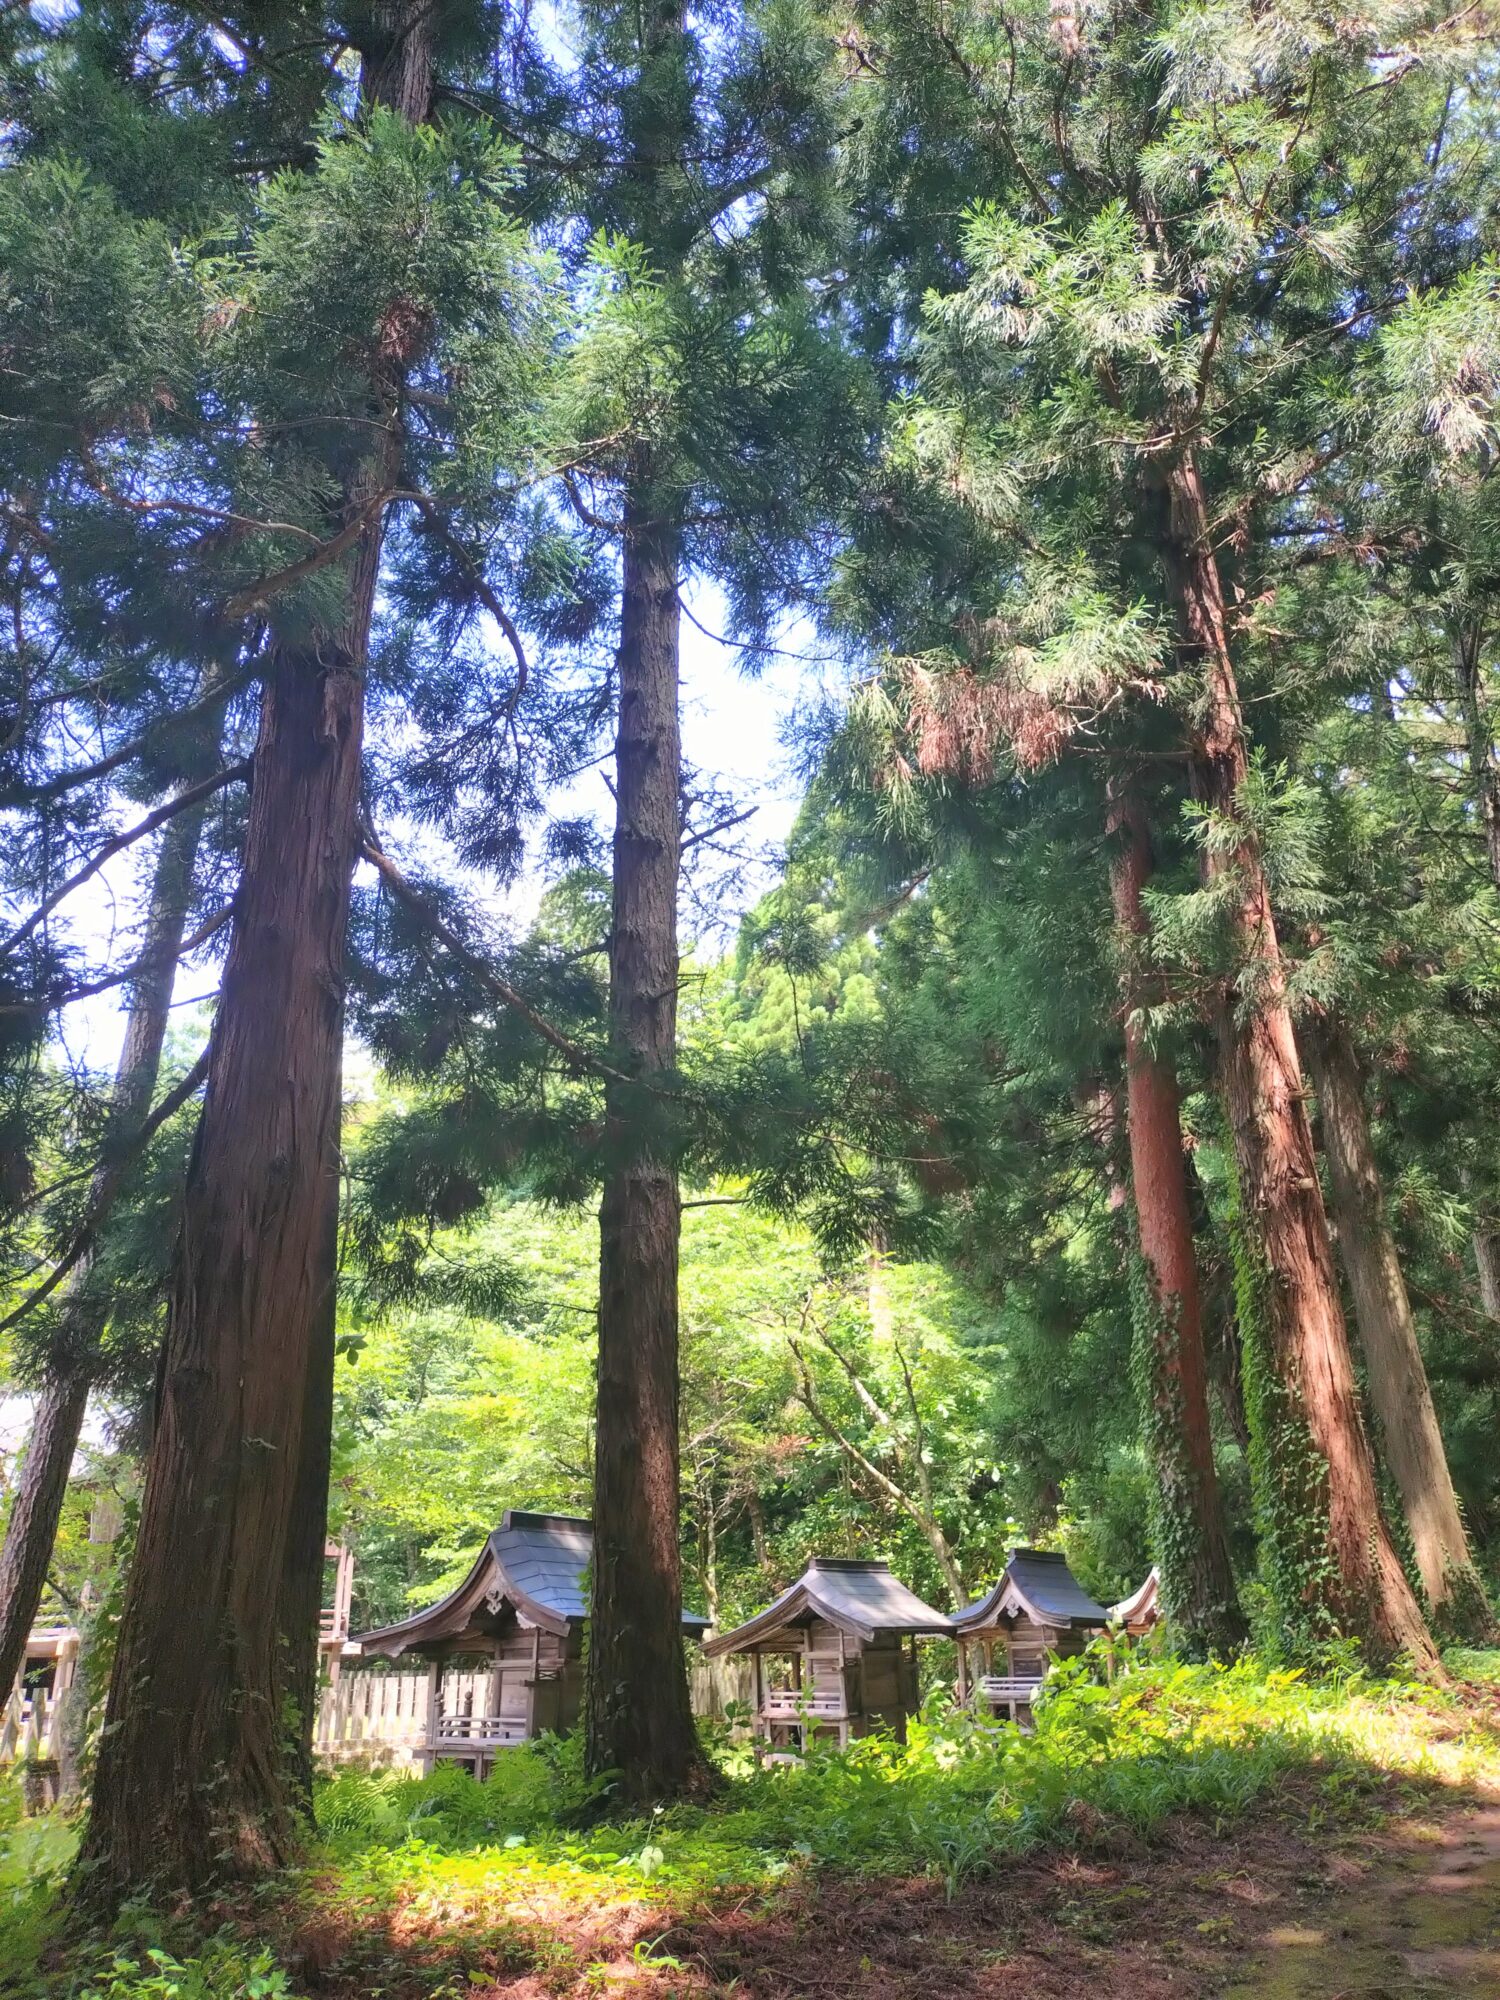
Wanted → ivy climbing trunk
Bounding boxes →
[1107,783,1245,1656]
[1306,1013,1492,1637]
[1166,450,1440,1676]
[78,9,435,1906]
[586,469,706,1799]
[0,764,212,1707]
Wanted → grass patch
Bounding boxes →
[5,1648,1499,1998]
[1446,1644,1500,1687]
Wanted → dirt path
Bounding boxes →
[657,1789,1500,1998]
[1223,1803,1500,2000]
[287,1784,1500,1997]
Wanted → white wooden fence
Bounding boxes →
[0,1653,761,1786]
[0,1685,64,1768]
[311,1655,757,1767]
[313,1666,492,1770]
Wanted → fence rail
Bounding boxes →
[0,1687,63,1769]
[2,1652,763,1781]
[761,1688,846,1718]
[432,1714,530,1747]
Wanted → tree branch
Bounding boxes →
[410,495,529,693]
[0,1046,211,1339]
[14,667,251,807]
[0,763,249,961]
[0,904,234,1021]
[358,826,635,1085]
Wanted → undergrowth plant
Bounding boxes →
[316,1645,1493,1901]
[5,1652,1497,1995]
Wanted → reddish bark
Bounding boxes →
[78,9,435,1904]
[1107,784,1245,1655]
[79,638,367,1897]
[277,1149,342,1817]
[1167,453,1439,1675]
[586,476,707,1799]
[1307,1013,1491,1634]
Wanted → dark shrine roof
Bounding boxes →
[355,1510,712,1657]
[702,1557,954,1656]
[953,1548,1109,1635]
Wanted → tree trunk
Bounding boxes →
[1451,620,1500,893]
[79,17,435,1906]
[1306,1013,1492,1636]
[1107,784,1246,1656]
[276,1135,342,1818]
[1443,622,1500,1328]
[1476,1227,1500,1323]
[0,1370,90,1700]
[0,770,211,1706]
[586,476,706,1800]
[746,1489,775,1583]
[78,628,366,1896]
[1167,451,1439,1676]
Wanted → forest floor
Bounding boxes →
[270,1767,1500,1999]
[5,1653,1500,1999]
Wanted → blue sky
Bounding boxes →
[52,585,842,1073]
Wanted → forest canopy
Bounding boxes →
[0,0,1498,1939]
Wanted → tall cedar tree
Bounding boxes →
[1261,652,1498,1626]
[788,706,1247,1650]
[54,0,556,1897]
[553,0,853,1796]
[80,7,438,1896]
[829,0,1490,1667]
[1306,1012,1491,1631]
[1107,784,1244,1654]
[580,0,706,1803]
[0,1,302,1711]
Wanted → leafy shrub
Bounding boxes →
[315,1646,1473,1904]
[73,1939,291,2000]
[316,1731,602,1853]
[0,1785,76,1979]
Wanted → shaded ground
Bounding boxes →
[1221,1802,1500,2000]
[659,1786,1500,2000]
[277,1771,1500,1998]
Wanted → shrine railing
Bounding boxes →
[759,1688,848,1720]
[430,1713,530,1748]
[973,1675,1043,1705]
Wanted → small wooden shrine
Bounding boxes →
[353,1510,710,1776]
[1109,1566,1160,1638]
[702,1557,954,1751]
[954,1548,1108,1723]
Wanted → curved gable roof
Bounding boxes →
[953,1548,1108,1635]
[356,1510,711,1657]
[1110,1567,1159,1625]
[703,1557,953,1656]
